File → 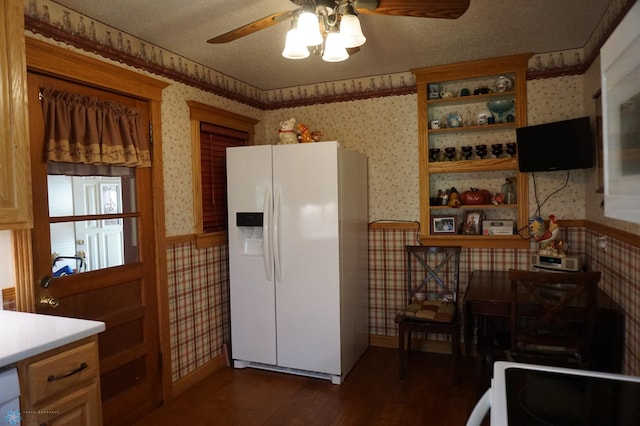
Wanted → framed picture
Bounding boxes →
[431,215,457,234]
[428,83,441,100]
[462,211,483,235]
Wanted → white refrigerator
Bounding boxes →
[226,141,368,384]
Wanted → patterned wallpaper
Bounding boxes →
[24,33,615,235]
[524,75,587,221]
[263,74,590,225]
[160,84,264,236]
[587,228,640,376]
[263,95,419,223]
[23,0,640,236]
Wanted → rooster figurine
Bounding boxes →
[530,214,566,255]
[531,214,559,242]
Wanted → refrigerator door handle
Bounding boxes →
[262,188,273,281]
[273,189,282,282]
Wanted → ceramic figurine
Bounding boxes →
[296,122,313,143]
[278,117,298,144]
[530,214,567,255]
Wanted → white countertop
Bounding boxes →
[0,310,105,367]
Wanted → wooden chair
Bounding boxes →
[395,245,462,382]
[507,268,601,369]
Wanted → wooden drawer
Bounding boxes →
[22,382,101,426]
[23,340,99,406]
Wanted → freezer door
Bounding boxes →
[226,145,277,365]
[273,142,342,374]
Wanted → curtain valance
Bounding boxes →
[42,87,150,167]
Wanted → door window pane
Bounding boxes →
[47,165,138,275]
[50,217,138,275]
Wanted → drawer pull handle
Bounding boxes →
[47,362,88,382]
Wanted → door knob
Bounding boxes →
[40,275,54,288]
[39,296,60,308]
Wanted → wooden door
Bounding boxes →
[27,72,162,425]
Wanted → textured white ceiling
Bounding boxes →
[50,0,611,90]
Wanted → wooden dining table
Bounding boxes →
[463,270,624,373]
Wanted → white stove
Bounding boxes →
[467,361,640,425]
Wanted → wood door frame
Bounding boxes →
[16,36,173,401]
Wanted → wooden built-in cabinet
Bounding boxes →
[412,54,532,248]
[0,0,33,229]
[19,336,102,426]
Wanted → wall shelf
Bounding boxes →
[427,122,515,135]
[412,53,532,248]
[427,90,516,107]
[430,204,517,211]
[428,157,518,173]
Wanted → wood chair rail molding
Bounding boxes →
[580,220,640,249]
[367,220,640,249]
[369,221,420,231]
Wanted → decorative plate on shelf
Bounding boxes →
[446,112,463,128]
[495,75,513,92]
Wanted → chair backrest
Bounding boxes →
[508,268,601,363]
[406,246,461,304]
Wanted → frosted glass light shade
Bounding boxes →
[282,28,310,59]
[322,30,348,62]
[297,11,323,46]
[340,14,366,47]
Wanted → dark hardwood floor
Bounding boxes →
[134,347,486,425]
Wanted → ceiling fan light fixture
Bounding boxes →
[298,10,323,46]
[322,27,349,62]
[282,27,310,59]
[339,5,366,48]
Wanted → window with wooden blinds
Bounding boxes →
[200,122,249,233]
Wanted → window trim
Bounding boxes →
[187,101,259,248]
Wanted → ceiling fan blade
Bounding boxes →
[357,0,470,19]
[207,10,296,44]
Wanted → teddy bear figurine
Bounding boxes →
[278,117,298,144]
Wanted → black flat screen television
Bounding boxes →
[516,117,594,172]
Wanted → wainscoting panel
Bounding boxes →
[166,241,229,382]
[165,225,637,386]
[368,226,536,343]
[586,229,639,376]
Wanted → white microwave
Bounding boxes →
[602,0,640,224]
[467,361,640,425]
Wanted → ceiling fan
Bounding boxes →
[206,0,471,45]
